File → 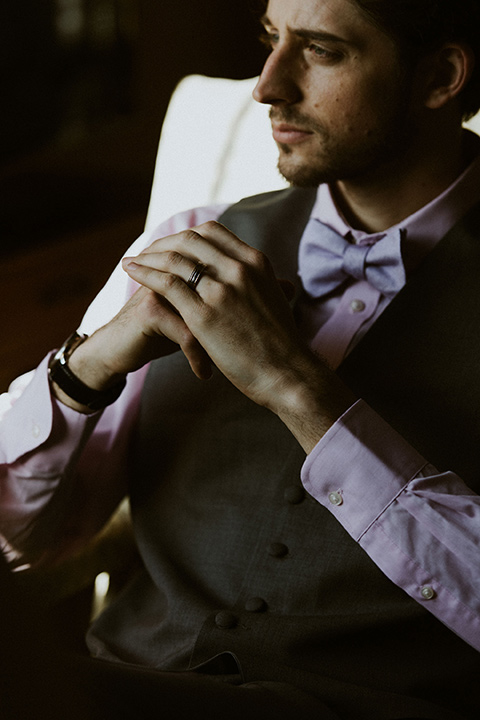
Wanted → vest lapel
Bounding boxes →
[222,189,480,484]
[339,200,480,486]
[218,186,316,292]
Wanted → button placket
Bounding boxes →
[309,280,381,370]
[350,298,366,313]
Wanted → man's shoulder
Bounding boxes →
[219,187,318,233]
[217,187,319,279]
[228,186,318,213]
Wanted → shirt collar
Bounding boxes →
[309,130,480,270]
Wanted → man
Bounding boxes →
[2,0,480,717]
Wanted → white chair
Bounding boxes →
[144,74,288,233]
[466,112,480,135]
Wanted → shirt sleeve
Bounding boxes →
[0,204,228,566]
[301,399,480,652]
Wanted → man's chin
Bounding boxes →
[278,159,325,188]
[277,146,333,188]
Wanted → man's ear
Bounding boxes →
[422,42,475,110]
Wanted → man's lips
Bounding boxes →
[271,123,314,144]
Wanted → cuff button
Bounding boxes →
[420,585,436,601]
[328,491,343,507]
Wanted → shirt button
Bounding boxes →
[328,491,343,507]
[268,542,289,558]
[420,585,436,601]
[283,486,305,505]
[350,299,366,313]
[245,597,268,613]
[214,611,238,629]
[32,423,41,439]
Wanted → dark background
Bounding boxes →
[0,0,267,390]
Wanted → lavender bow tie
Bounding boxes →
[298,218,406,298]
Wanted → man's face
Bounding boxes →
[253,0,418,187]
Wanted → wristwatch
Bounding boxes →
[49,332,126,411]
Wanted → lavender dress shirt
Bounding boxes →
[2,149,480,654]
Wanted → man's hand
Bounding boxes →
[53,256,213,414]
[121,221,356,452]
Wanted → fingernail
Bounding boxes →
[122,257,138,270]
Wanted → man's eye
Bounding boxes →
[308,43,339,61]
[259,31,279,50]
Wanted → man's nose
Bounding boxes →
[252,47,302,106]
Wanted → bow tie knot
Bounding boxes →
[342,242,376,282]
[299,218,406,298]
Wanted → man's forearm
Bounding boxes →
[272,355,356,454]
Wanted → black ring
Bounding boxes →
[186,262,207,290]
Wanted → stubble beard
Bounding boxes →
[271,95,415,189]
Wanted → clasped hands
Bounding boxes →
[116,221,355,451]
[121,220,303,411]
[64,221,354,451]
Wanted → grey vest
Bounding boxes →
[89,189,480,719]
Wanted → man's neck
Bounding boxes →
[330,127,473,233]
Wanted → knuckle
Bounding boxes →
[182,228,202,246]
[249,247,269,271]
[197,220,219,234]
[229,258,248,282]
[230,249,269,283]
[212,281,234,305]
[162,272,180,290]
[165,250,183,268]
[230,258,258,286]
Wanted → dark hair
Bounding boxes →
[351,0,480,119]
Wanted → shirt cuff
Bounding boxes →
[301,399,428,540]
[0,354,97,467]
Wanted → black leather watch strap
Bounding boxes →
[49,332,126,411]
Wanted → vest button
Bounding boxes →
[245,597,268,613]
[214,611,238,629]
[268,542,289,558]
[283,486,305,504]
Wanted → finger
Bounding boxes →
[189,222,276,285]
[180,337,213,380]
[138,291,212,379]
[145,221,262,268]
[123,259,206,340]
[123,253,211,291]
[191,221,257,261]
[126,237,273,296]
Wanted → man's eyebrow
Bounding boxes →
[260,14,350,46]
[291,28,350,45]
